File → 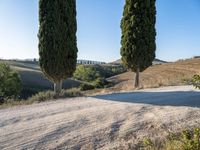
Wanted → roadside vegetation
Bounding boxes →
[1,88,81,109]
[0,62,22,103]
[192,74,200,89]
[141,128,200,150]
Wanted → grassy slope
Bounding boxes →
[108,58,200,91]
[3,58,200,95]
[5,60,82,92]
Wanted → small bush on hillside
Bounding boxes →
[0,62,22,103]
[192,75,200,89]
[93,65,126,78]
[143,128,200,150]
[74,65,116,89]
[80,83,95,91]
[93,77,109,88]
[73,65,101,82]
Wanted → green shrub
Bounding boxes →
[80,83,95,91]
[73,65,126,82]
[74,65,116,89]
[192,75,200,89]
[60,88,82,97]
[92,65,126,78]
[92,77,108,88]
[73,65,101,82]
[0,62,22,103]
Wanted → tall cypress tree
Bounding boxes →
[38,0,78,93]
[121,0,156,88]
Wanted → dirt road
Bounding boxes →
[1,86,200,149]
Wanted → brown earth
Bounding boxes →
[108,58,200,92]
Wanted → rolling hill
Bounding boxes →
[3,60,82,98]
[110,58,168,65]
[107,58,200,91]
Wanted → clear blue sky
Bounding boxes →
[0,0,200,62]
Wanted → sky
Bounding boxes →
[0,0,200,62]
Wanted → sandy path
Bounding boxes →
[1,86,200,150]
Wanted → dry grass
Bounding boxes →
[108,58,200,91]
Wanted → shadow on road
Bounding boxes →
[93,91,200,108]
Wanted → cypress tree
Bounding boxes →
[121,0,156,88]
[38,0,78,93]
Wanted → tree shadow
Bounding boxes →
[93,91,200,108]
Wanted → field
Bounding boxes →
[108,58,200,92]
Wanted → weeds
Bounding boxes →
[0,88,82,109]
[143,128,200,150]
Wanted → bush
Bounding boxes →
[27,88,82,103]
[192,75,200,89]
[73,65,101,82]
[0,88,82,108]
[143,128,200,150]
[93,77,108,88]
[80,83,95,91]
[73,65,125,90]
[0,62,22,103]
[27,90,56,103]
[73,65,126,82]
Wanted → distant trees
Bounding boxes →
[73,65,113,90]
[121,0,156,88]
[38,0,78,94]
[0,62,21,103]
[73,65,101,82]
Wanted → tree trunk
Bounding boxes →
[54,80,62,94]
[134,67,140,89]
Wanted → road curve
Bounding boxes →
[1,86,200,150]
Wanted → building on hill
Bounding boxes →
[77,59,106,65]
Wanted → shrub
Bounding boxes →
[92,65,126,78]
[74,65,126,82]
[192,75,200,89]
[80,83,95,91]
[0,62,22,103]
[73,65,101,82]
[27,88,82,103]
[93,77,108,88]
[60,88,82,97]
[0,88,82,108]
[143,128,200,150]
[27,91,56,103]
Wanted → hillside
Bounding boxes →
[2,58,200,97]
[3,60,82,98]
[110,58,168,65]
[108,58,200,91]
